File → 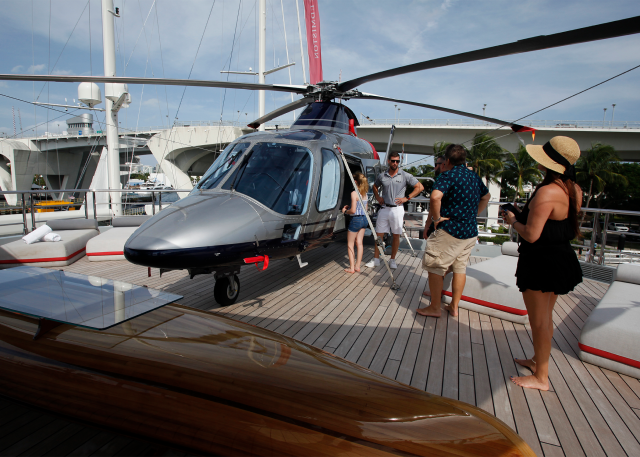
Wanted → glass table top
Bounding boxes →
[0,266,182,330]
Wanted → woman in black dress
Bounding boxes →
[502,136,583,391]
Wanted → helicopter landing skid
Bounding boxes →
[296,255,308,268]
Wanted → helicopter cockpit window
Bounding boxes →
[196,142,251,190]
[292,103,350,131]
[316,149,340,212]
[222,142,313,216]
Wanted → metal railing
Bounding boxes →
[1,188,639,266]
[404,198,640,265]
[357,118,640,130]
[0,188,184,236]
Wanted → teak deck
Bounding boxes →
[2,242,640,456]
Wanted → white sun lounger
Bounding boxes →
[439,242,529,324]
[86,216,150,261]
[579,263,640,379]
[0,219,99,268]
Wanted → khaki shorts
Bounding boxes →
[422,229,476,276]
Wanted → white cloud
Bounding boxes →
[142,97,160,107]
[27,64,46,73]
[51,69,73,75]
[11,65,23,73]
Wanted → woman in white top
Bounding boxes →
[342,172,369,274]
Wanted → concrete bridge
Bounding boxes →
[0,119,638,203]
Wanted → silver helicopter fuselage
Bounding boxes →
[124,125,381,278]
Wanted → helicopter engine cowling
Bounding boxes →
[124,192,268,270]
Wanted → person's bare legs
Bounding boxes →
[391,234,400,259]
[354,228,365,272]
[345,231,357,274]
[511,290,556,390]
[417,272,443,317]
[444,272,465,317]
[423,267,452,297]
[373,232,385,259]
[514,294,558,373]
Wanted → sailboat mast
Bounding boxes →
[258,0,266,131]
[295,0,307,85]
[102,0,122,215]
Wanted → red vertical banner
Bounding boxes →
[304,0,323,84]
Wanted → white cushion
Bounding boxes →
[86,227,138,261]
[615,263,640,285]
[440,254,528,324]
[0,229,98,268]
[501,242,519,257]
[579,280,640,377]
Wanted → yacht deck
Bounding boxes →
[3,242,640,456]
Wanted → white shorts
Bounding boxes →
[375,206,404,235]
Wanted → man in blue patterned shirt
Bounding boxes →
[417,144,490,318]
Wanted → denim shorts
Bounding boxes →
[348,215,368,232]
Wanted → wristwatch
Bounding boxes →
[406,197,411,201]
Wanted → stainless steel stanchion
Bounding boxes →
[21,193,27,235]
[30,195,35,232]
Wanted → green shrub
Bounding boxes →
[478,235,510,245]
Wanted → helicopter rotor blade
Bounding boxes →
[356,92,532,133]
[0,74,309,95]
[338,15,640,92]
[247,97,313,128]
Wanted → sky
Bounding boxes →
[0,0,639,167]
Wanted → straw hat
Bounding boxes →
[525,136,580,174]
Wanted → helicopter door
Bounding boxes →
[303,148,341,249]
[335,159,365,232]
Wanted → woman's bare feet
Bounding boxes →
[344,268,355,274]
[416,305,442,318]
[444,304,458,317]
[354,267,361,272]
[514,358,537,373]
[510,374,549,391]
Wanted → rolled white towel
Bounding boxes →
[22,225,52,244]
[43,232,61,242]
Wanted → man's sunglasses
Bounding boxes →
[389,159,401,163]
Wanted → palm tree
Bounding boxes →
[467,133,504,184]
[433,141,451,159]
[575,143,628,210]
[498,145,543,202]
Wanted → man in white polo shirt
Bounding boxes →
[365,151,423,269]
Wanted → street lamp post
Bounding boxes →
[602,108,607,128]
[397,107,401,124]
[611,104,616,127]
[394,104,397,124]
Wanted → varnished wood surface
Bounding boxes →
[0,243,637,456]
[0,297,534,456]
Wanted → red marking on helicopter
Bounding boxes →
[244,255,269,271]
[511,124,537,141]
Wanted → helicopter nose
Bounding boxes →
[124,193,267,269]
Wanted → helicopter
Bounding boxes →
[1,14,639,306]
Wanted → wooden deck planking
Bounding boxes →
[3,243,630,456]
